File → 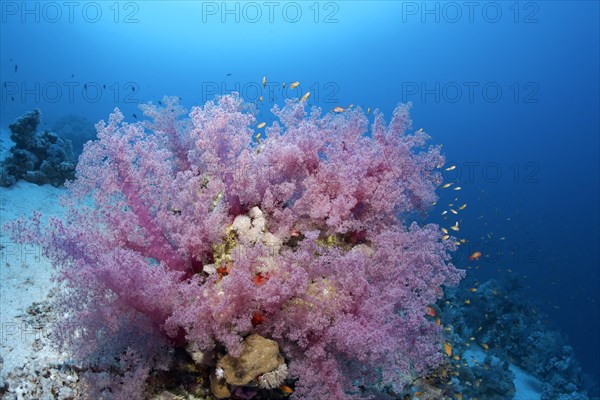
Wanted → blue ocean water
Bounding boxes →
[1,1,598,398]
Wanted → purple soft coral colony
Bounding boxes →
[6,93,464,400]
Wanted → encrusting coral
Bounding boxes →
[4,93,464,400]
[212,334,286,396]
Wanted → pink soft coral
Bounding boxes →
[4,93,463,400]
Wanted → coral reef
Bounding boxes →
[440,276,598,400]
[456,353,516,400]
[0,109,76,187]
[4,94,464,399]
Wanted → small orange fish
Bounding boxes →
[332,106,345,113]
[464,299,471,305]
[436,317,441,326]
[425,306,437,317]
[279,385,293,394]
[414,392,424,397]
[300,92,310,102]
[481,343,489,350]
[444,342,453,357]
[469,251,482,261]
[469,287,477,292]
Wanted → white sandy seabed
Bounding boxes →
[0,182,544,400]
[0,181,82,399]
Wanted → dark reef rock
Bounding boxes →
[0,109,76,187]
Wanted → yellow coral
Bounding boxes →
[212,226,237,267]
